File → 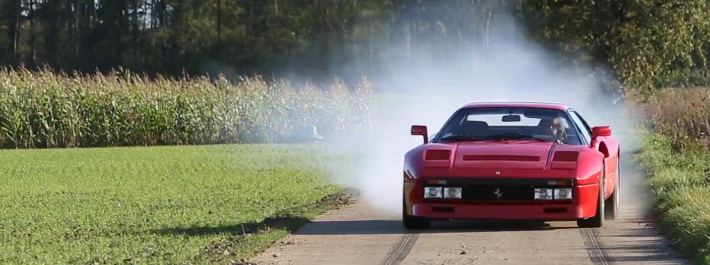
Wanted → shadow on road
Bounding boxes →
[292,219,578,235]
[147,217,578,237]
[570,244,685,264]
[147,214,312,237]
[589,227,690,264]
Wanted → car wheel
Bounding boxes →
[402,192,430,230]
[604,155,620,220]
[577,163,605,228]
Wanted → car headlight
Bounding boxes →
[534,188,573,200]
[534,188,553,200]
[554,188,572,200]
[424,187,442,198]
[443,187,462,199]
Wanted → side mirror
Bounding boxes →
[411,125,428,144]
[591,126,611,139]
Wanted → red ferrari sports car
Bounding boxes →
[402,102,620,229]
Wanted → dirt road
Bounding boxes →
[248,155,690,265]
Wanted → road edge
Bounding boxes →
[210,188,359,265]
[634,134,708,265]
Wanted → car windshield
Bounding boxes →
[434,107,583,145]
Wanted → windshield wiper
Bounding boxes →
[439,134,486,142]
[484,133,550,142]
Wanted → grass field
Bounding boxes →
[638,133,710,264]
[0,144,351,265]
[635,87,710,264]
[0,68,369,264]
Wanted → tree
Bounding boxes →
[523,0,710,96]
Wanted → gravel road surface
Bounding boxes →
[248,152,689,265]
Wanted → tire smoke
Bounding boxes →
[322,9,645,217]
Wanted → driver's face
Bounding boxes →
[549,118,567,138]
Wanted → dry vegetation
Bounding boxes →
[0,67,375,149]
[644,87,710,147]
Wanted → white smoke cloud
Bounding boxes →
[321,7,644,215]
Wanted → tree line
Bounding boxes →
[0,0,708,95]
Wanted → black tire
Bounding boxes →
[604,154,620,220]
[577,163,605,228]
[402,193,430,230]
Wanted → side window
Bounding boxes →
[568,110,592,144]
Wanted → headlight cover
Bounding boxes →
[443,187,462,199]
[554,188,573,200]
[424,187,443,198]
[534,188,553,200]
[534,188,573,200]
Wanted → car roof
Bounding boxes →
[460,102,570,111]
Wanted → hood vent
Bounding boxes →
[462,155,540,161]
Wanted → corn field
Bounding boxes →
[0,67,375,149]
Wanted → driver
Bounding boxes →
[550,117,568,143]
[536,117,568,144]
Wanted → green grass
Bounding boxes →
[0,144,351,265]
[637,133,710,265]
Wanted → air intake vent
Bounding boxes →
[425,150,451,160]
[552,151,579,162]
[462,155,539,161]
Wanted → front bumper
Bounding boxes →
[411,203,579,220]
[404,177,599,221]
